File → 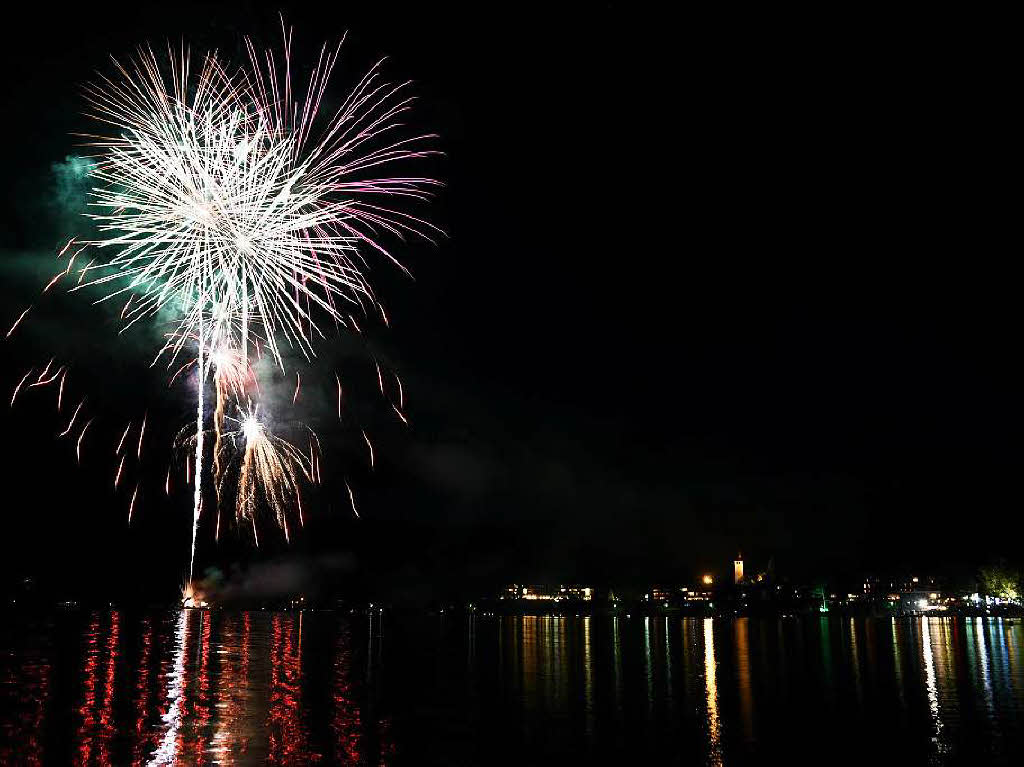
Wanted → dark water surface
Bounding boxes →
[2,611,1022,765]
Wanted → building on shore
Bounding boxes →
[643,583,713,607]
[501,584,594,602]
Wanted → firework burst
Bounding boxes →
[76,28,439,369]
[6,19,439,595]
[221,405,311,546]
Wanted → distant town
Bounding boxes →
[477,553,1023,618]
[7,552,1023,615]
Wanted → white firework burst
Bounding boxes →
[75,27,440,368]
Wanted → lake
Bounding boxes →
[1,611,1021,764]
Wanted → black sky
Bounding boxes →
[0,3,1018,601]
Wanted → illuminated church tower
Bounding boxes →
[733,552,744,584]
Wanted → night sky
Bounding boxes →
[0,3,1017,602]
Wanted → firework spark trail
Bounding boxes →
[129,484,139,523]
[345,480,359,518]
[210,344,252,536]
[292,372,301,405]
[116,422,132,455]
[43,272,64,293]
[168,361,195,388]
[6,306,32,338]
[63,246,87,277]
[59,398,85,437]
[189,329,205,583]
[30,365,64,387]
[57,371,66,411]
[305,425,322,452]
[224,408,311,547]
[361,429,374,469]
[76,418,94,463]
[37,359,54,381]
[213,375,226,539]
[306,427,322,483]
[335,372,343,419]
[115,455,126,488]
[137,411,147,458]
[77,259,95,286]
[11,369,35,406]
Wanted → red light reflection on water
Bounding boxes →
[0,623,50,765]
[267,613,316,762]
[4,610,394,763]
[332,622,363,763]
[207,611,263,762]
[72,611,122,765]
[132,617,155,764]
[243,612,250,676]
[330,616,395,764]
[97,610,121,764]
[184,611,213,763]
[75,612,102,764]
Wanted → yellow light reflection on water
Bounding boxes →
[703,618,722,767]
[583,617,594,743]
[921,617,945,755]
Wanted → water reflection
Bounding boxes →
[974,617,994,714]
[819,616,834,696]
[332,620,363,763]
[735,618,753,743]
[663,616,673,718]
[644,617,653,712]
[613,616,623,720]
[583,616,594,741]
[74,611,122,764]
[892,619,906,712]
[133,617,155,763]
[268,613,309,761]
[849,617,863,703]
[920,617,947,757]
[703,618,722,766]
[208,613,253,762]
[2,613,1024,764]
[150,610,186,765]
[0,620,49,765]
